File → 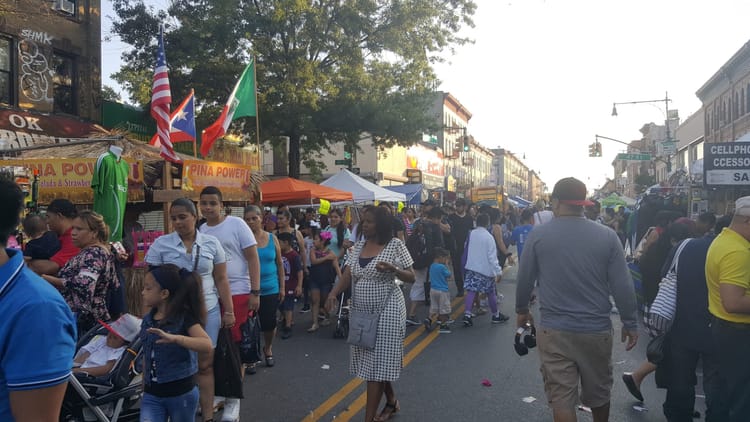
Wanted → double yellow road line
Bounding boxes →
[301,296,467,422]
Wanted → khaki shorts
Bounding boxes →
[537,326,613,409]
[429,290,451,316]
[410,269,427,301]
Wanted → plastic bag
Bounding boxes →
[239,311,262,364]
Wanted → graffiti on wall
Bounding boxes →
[18,30,54,105]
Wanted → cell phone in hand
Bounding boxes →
[111,241,126,255]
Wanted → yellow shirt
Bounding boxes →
[706,227,750,323]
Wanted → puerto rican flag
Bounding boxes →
[150,90,196,147]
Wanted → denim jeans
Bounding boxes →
[713,317,750,422]
[661,338,727,422]
[140,386,199,422]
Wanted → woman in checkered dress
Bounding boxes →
[327,206,415,422]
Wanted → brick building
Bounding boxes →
[0,0,101,122]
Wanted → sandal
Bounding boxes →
[374,399,400,422]
[263,348,275,367]
[307,324,320,333]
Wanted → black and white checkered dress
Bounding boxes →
[346,238,413,381]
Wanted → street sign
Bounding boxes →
[661,141,677,155]
[334,159,351,166]
[616,153,651,161]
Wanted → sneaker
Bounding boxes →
[406,316,420,326]
[423,318,432,331]
[213,396,225,412]
[439,324,451,333]
[475,307,488,316]
[245,363,257,375]
[221,398,240,422]
[300,304,311,313]
[492,313,510,324]
[320,318,331,327]
[446,318,455,325]
[462,314,473,327]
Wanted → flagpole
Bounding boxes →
[253,55,261,169]
[189,90,197,158]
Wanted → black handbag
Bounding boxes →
[646,333,667,364]
[213,328,244,398]
[239,311,262,364]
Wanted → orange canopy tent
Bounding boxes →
[260,177,353,204]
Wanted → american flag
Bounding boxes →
[151,25,180,163]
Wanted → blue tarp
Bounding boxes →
[384,184,423,205]
[510,195,532,207]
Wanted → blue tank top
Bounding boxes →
[258,233,279,295]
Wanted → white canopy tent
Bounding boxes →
[321,169,406,203]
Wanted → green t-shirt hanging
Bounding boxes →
[92,151,130,242]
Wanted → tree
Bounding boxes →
[101,85,121,102]
[110,0,476,178]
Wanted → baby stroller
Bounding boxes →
[332,289,350,339]
[60,325,143,422]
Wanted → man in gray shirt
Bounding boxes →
[516,177,638,422]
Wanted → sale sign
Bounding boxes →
[1,158,144,203]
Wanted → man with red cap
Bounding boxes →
[515,177,639,422]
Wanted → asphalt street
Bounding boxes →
[226,263,704,422]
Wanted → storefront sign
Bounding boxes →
[406,146,445,177]
[182,160,255,196]
[703,142,750,186]
[0,158,144,203]
[0,108,105,150]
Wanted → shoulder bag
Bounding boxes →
[646,238,690,337]
[347,283,396,350]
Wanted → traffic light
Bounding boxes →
[588,142,602,157]
[462,136,470,152]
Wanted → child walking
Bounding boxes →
[140,264,213,422]
[423,248,453,333]
[307,229,343,332]
[278,232,304,339]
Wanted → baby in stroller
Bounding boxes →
[61,314,143,422]
[73,314,141,377]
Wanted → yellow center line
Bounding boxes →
[302,295,465,422]
[331,302,467,422]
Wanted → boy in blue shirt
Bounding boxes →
[510,209,535,261]
[423,248,453,333]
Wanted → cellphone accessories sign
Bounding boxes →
[704,142,750,186]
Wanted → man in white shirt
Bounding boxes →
[533,199,554,226]
[462,213,507,326]
[199,186,260,422]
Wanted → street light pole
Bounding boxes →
[612,91,673,173]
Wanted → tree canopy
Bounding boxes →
[110,0,476,178]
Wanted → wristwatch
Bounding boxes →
[250,289,261,296]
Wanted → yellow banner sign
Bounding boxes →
[1,158,145,204]
[181,160,255,197]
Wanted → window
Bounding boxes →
[51,53,75,114]
[0,36,12,105]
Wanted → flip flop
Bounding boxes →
[622,373,644,402]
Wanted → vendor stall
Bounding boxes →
[260,177,353,204]
[321,169,405,203]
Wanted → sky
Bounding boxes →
[100,0,750,193]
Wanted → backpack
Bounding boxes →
[406,220,435,270]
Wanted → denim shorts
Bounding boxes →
[206,305,220,348]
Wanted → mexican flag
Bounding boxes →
[201,60,257,156]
